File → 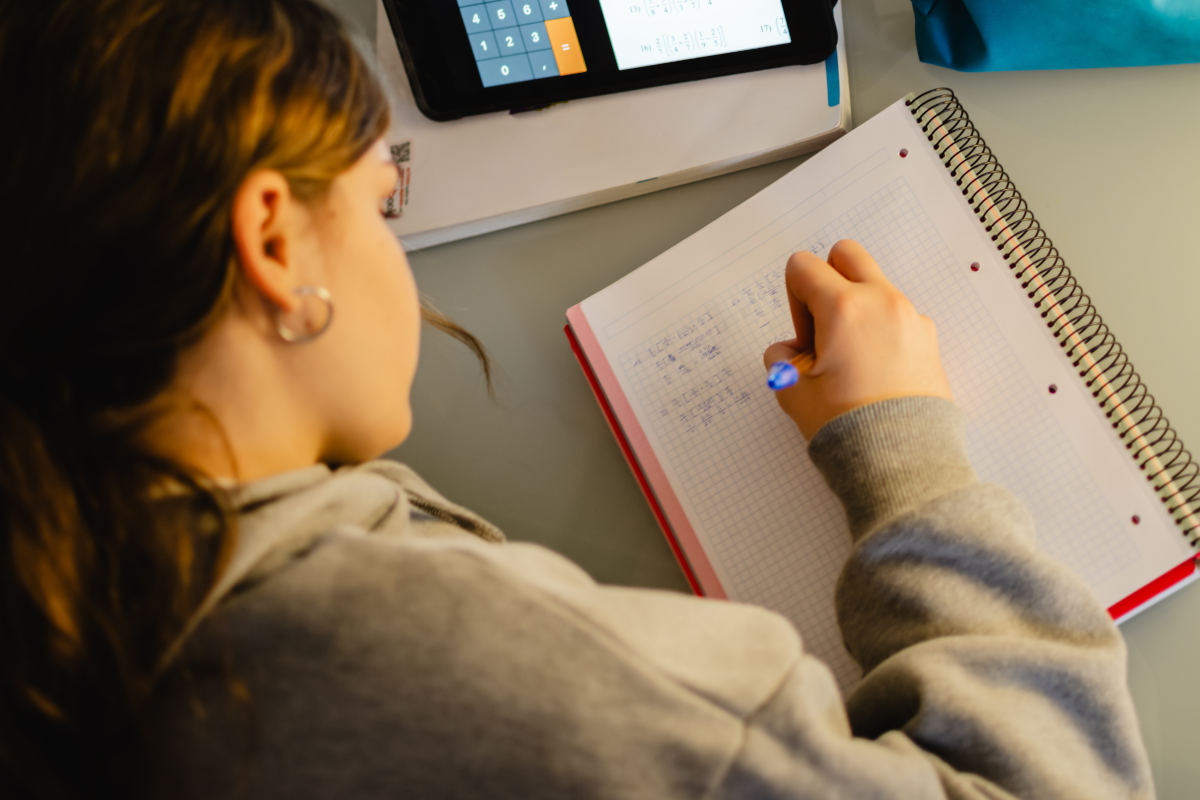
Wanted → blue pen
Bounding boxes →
[766,350,816,391]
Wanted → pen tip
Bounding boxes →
[766,362,799,391]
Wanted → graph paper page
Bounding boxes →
[570,98,1194,690]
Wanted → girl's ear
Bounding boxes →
[230,170,304,313]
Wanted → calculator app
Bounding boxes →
[599,0,791,71]
[458,0,587,87]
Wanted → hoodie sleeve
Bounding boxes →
[797,395,1153,799]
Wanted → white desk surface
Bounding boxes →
[334,0,1200,794]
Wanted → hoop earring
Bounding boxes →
[274,286,334,344]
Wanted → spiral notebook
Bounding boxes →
[565,89,1200,690]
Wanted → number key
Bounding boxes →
[514,2,543,22]
[497,29,526,55]
[461,5,492,33]
[469,31,498,61]
[520,22,551,51]
[486,1,517,30]
[477,55,533,87]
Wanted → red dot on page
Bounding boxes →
[1132,515,1141,525]
[1048,384,1058,394]
[970,262,981,272]
[899,148,909,158]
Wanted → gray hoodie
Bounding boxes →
[145,397,1152,798]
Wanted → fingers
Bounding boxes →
[826,239,888,285]
[762,338,803,370]
[774,240,895,371]
[783,242,895,336]
[783,251,839,352]
[784,250,847,309]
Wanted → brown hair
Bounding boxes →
[0,1,482,796]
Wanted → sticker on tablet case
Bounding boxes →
[384,141,412,219]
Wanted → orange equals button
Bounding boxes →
[545,16,586,76]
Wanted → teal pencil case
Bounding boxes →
[911,0,1200,71]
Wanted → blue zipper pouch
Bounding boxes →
[912,0,1200,70]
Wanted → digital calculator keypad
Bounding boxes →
[458,0,585,88]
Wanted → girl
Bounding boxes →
[0,1,1151,797]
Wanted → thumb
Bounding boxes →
[763,339,804,371]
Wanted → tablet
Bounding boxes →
[382,0,839,120]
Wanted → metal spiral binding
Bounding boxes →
[906,87,1200,546]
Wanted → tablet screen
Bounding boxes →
[459,0,791,88]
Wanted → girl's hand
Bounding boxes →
[763,240,953,439]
